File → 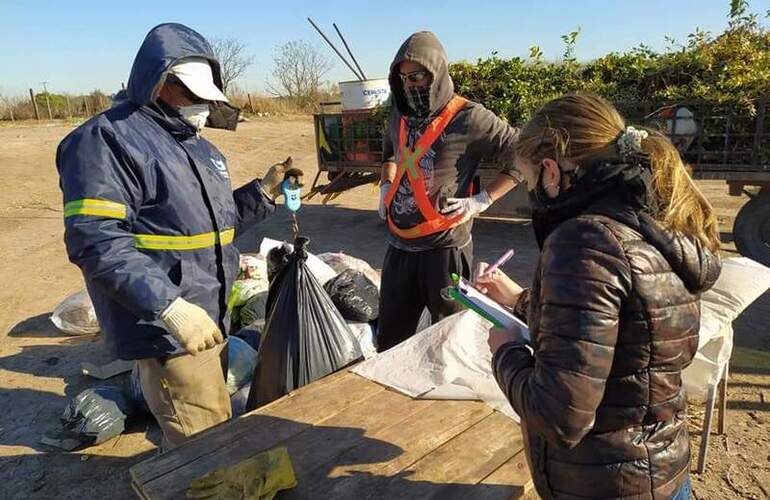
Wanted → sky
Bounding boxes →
[0,0,767,97]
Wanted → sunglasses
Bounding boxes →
[398,71,430,84]
[166,74,207,105]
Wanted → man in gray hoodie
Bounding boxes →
[377,31,523,351]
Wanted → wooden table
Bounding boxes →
[130,370,533,499]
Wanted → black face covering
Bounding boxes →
[530,161,581,209]
[528,159,654,248]
[207,101,241,131]
[404,85,431,118]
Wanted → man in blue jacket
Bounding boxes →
[57,23,296,448]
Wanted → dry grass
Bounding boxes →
[227,86,339,116]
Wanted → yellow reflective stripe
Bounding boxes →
[219,228,235,245]
[134,228,235,250]
[64,199,127,219]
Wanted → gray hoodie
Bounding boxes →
[384,31,520,251]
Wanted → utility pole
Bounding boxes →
[40,81,53,120]
[29,88,40,120]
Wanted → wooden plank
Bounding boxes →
[131,370,532,500]
[131,369,350,483]
[131,371,384,499]
[131,482,151,500]
[374,412,524,499]
[281,389,434,497]
[473,449,534,500]
[304,400,496,499]
[135,372,383,498]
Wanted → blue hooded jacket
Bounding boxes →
[56,23,274,360]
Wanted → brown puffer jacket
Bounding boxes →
[493,197,721,499]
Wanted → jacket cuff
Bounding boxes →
[513,288,530,323]
[233,179,276,235]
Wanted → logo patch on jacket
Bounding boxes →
[210,158,230,179]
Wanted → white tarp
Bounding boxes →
[683,257,770,398]
[353,310,521,421]
[354,257,770,418]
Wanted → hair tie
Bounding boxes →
[617,126,649,159]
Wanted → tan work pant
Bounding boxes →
[137,343,232,449]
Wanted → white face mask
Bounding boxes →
[178,104,210,131]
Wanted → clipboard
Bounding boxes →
[446,274,530,340]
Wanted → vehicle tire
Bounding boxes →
[733,193,770,267]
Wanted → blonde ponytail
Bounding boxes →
[643,130,721,251]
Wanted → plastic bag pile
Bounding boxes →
[231,238,381,361]
[246,237,364,410]
[48,237,386,449]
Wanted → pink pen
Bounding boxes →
[478,248,515,280]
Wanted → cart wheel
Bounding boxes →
[733,193,770,267]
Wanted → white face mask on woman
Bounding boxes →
[178,104,210,131]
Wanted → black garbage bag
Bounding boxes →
[324,270,380,322]
[61,386,135,447]
[266,244,293,283]
[128,365,150,415]
[246,237,362,410]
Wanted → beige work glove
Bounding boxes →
[161,297,224,356]
[440,190,493,223]
[260,157,304,201]
[378,181,391,220]
[187,446,297,500]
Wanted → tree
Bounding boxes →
[210,38,254,94]
[267,40,333,108]
[0,93,15,121]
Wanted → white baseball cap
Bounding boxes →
[168,57,228,102]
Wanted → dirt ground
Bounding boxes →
[0,116,768,500]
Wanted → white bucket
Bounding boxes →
[339,79,390,111]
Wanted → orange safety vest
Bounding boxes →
[384,96,468,239]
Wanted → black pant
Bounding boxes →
[376,242,473,352]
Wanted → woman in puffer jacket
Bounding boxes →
[477,94,721,499]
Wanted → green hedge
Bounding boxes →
[449,4,770,125]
